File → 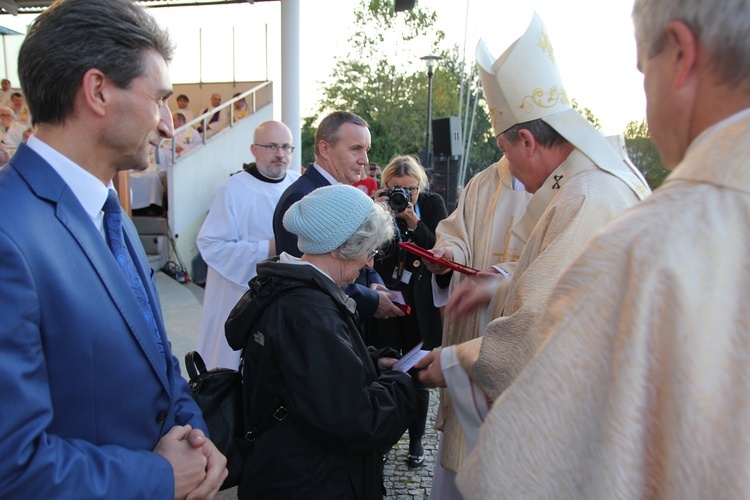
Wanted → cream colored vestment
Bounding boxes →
[457,109,750,500]
[432,157,530,472]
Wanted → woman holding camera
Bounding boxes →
[371,155,448,467]
[226,185,417,499]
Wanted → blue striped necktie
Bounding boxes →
[102,189,166,370]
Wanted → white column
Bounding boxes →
[280,0,301,172]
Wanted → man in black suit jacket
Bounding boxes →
[273,111,403,322]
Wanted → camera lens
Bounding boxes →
[387,187,410,213]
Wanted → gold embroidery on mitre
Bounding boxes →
[538,28,556,63]
[519,86,569,113]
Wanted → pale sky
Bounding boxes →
[0,0,644,135]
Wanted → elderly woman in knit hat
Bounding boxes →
[225,184,418,499]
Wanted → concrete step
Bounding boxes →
[140,234,168,255]
[133,215,167,236]
[140,234,168,271]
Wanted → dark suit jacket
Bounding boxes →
[0,143,206,497]
[272,165,382,321]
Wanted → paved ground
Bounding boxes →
[156,271,439,499]
[382,389,439,499]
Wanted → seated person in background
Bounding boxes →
[369,154,448,468]
[226,184,417,499]
[0,107,27,148]
[157,112,201,167]
[197,92,228,136]
[232,93,250,122]
[0,79,14,107]
[10,92,30,125]
[174,93,194,123]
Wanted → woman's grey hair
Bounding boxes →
[18,0,173,126]
[633,0,750,89]
[338,201,394,260]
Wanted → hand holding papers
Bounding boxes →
[393,342,431,372]
[389,290,411,315]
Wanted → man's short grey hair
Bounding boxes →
[501,118,567,149]
[314,111,369,158]
[633,0,750,89]
[338,202,394,260]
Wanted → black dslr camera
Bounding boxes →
[383,186,410,213]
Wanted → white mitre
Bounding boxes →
[476,12,650,199]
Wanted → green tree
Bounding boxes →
[572,99,602,130]
[623,119,668,189]
[299,115,317,167]
[302,0,497,184]
[304,0,442,165]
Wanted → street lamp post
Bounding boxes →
[421,53,441,170]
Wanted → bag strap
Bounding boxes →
[185,349,244,379]
[244,405,289,442]
[185,350,207,381]
[238,282,306,441]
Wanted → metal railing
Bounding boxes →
[160,80,272,166]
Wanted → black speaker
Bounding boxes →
[432,116,462,157]
[394,0,416,12]
[429,156,460,213]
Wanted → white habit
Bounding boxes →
[196,168,299,369]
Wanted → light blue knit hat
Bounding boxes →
[283,184,374,254]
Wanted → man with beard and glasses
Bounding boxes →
[196,120,300,369]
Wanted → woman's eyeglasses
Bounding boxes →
[386,185,419,194]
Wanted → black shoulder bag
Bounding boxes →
[184,350,249,490]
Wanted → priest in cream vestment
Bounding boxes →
[416,13,650,497]
[428,156,530,476]
[457,1,750,497]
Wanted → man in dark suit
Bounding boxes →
[0,0,226,497]
[273,111,403,321]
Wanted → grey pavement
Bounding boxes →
[156,271,439,499]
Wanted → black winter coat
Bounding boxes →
[226,258,417,499]
[370,191,448,350]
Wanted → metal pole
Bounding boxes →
[281,0,302,171]
[425,67,434,169]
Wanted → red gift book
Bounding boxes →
[397,241,479,276]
